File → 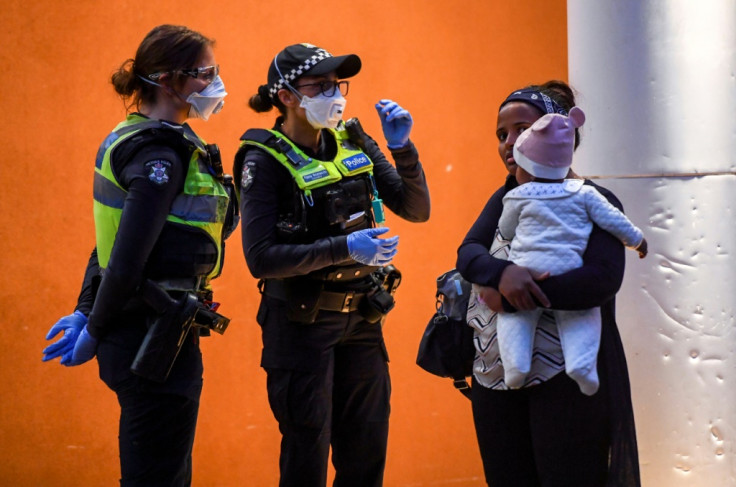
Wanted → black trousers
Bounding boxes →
[258,296,391,487]
[97,317,204,487]
[471,372,610,487]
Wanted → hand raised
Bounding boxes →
[375,99,413,149]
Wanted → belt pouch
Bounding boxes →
[283,279,325,324]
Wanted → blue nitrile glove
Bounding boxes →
[347,227,399,266]
[375,99,413,149]
[42,311,87,365]
[66,325,98,366]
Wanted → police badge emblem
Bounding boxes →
[241,162,255,191]
[146,159,171,185]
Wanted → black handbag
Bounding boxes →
[416,269,475,399]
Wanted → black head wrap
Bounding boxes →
[500,88,568,116]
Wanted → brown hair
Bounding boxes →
[248,84,287,115]
[110,24,214,111]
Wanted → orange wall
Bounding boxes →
[1,1,567,485]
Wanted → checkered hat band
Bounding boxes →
[269,52,331,96]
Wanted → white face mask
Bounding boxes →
[299,90,347,129]
[186,75,228,121]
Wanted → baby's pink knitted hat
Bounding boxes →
[513,106,586,179]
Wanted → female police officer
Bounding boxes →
[42,25,238,486]
[235,43,430,487]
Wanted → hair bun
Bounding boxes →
[258,84,273,106]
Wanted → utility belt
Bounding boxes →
[152,276,210,298]
[263,279,366,313]
[260,265,402,324]
[99,269,213,308]
[320,264,380,283]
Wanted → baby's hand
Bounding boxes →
[476,285,503,312]
[636,238,648,258]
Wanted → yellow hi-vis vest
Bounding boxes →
[93,114,229,282]
[239,126,375,202]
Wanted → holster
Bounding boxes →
[358,265,402,324]
[130,280,230,383]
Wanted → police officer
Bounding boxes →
[235,43,431,487]
[42,25,238,486]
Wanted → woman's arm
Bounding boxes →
[456,183,513,287]
[73,248,101,316]
[458,185,548,310]
[366,135,431,223]
[87,144,186,338]
[239,149,353,279]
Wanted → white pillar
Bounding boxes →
[567,1,736,485]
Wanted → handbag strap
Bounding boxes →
[453,378,471,399]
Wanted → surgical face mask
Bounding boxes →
[299,90,347,129]
[186,75,228,121]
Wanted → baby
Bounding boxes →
[496,106,647,395]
